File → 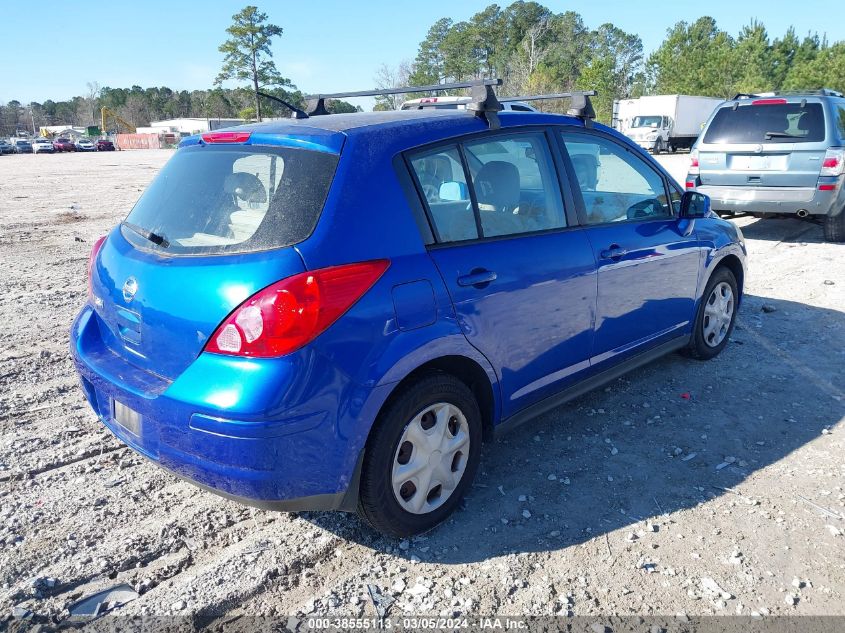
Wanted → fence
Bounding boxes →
[115,133,162,150]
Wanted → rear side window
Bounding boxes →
[122,145,338,255]
[703,103,825,144]
[409,132,565,242]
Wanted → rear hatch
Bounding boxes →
[698,100,828,188]
[90,135,341,381]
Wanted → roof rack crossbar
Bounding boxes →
[304,79,502,117]
[498,90,597,102]
[500,90,597,127]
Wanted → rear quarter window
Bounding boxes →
[122,144,338,255]
[703,102,826,144]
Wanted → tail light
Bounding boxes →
[87,235,107,301]
[751,98,788,105]
[205,260,390,358]
[820,148,844,176]
[688,149,700,175]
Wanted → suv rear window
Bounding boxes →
[703,102,825,144]
[122,144,338,255]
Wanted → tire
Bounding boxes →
[654,139,664,154]
[685,267,739,360]
[358,373,483,538]
[823,212,845,242]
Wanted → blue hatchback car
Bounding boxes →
[71,84,747,537]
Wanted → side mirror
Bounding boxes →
[439,181,467,202]
[679,191,710,219]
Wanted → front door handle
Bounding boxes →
[457,269,497,288]
[600,244,628,261]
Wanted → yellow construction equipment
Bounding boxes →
[100,107,136,134]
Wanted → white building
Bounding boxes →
[142,118,246,136]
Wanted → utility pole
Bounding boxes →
[29,103,36,136]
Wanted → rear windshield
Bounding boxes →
[703,102,825,144]
[122,144,338,255]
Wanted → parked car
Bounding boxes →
[32,138,55,154]
[71,91,746,537]
[687,89,845,241]
[401,95,537,112]
[12,139,33,153]
[75,138,96,151]
[53,138,76,152]
[96,139,115,151]
[0,139,13,155]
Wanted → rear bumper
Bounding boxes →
[69,305,387,511]
[695,181,842,216]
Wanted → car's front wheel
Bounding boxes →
[685,267,739,360]
[358,373,482,537]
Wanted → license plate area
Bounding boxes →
[728,154,788,171]
[112,400,142,436]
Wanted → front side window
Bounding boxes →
[561,132,671,225]
[409,132,566,243]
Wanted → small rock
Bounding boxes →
[792,577,804,589]
[547,474,557,481]
[392,579,406,593]
[761,305,776,313]
[610,447,618,455]
[398,540,410,551]
[823,279,834,285]
[171,600,186,611]
[408,583,429,597]
[784,594,798,606]
[522,510,532,519]
[518,494,527,502]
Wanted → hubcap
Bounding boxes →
[702,281,734,347]
[391,402,470,515]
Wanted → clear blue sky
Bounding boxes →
[1,0,839,106]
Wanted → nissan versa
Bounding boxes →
[70,82,747,537]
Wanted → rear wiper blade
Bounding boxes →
[122,222,170,248]
[763,131,800,139]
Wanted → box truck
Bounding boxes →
[612,95,723,153]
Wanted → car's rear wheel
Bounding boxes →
[685,267,738,360]
[358,373,482,538]
[823,211,845,242]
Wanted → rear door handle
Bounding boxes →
[600,244,628,261]
[457,269,497,288]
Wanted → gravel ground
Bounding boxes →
[0,150,843,625]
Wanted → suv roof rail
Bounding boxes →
[773,88,844,97]
[299,79,598,129]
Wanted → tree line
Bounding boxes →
[3,3,845,135]
[378,3,845,122]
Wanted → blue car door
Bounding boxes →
[558,129,702,366]
[407,130,597,419]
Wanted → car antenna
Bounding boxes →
[257,92,310,120]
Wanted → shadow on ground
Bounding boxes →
[306,293,845,562]
[726,214,832,244]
